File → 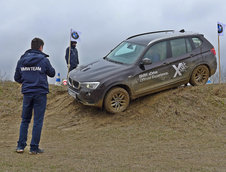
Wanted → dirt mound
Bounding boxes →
[44,83,226,131]
[0,81,225,171]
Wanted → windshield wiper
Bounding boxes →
[104,57,124,64]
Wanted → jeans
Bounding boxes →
[17,94,47,151]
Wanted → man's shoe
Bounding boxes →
[16,148,24,153]
[29,148,44,155]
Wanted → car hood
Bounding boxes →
[69,59,131,82]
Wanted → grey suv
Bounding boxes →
[68,30,217,113]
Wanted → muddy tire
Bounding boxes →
[190,65,209,86]
[104,87,130,113]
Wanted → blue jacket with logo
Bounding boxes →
[14,49,56,94]
[65,47,79,71]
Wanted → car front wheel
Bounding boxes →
[190,65,209,86]
[104,87,130,113]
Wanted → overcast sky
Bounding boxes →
[1,0,226,82]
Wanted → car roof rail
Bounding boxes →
[126,30,175,40]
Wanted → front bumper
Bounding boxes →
[67,85,104,108]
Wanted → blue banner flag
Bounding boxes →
[70,29,81,42]
[218,22,226,36]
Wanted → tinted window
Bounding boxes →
[192,37,202,48]
[170,38,187,58]
[143,41,167,63]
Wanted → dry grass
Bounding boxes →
[0,82,225,172]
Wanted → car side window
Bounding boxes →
[186,38,192,52]
[192,37,202,48]
[170,38,187,58]
[143,41,167,63]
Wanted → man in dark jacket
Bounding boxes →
[65,41,79,72]
[14,38,55,154]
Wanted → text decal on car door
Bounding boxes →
[139,71,169,82]
[172,62,188,78]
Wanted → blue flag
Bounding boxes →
[70,29,81,42]
[218,22,226,36]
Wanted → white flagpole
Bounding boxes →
[218,35,221,84]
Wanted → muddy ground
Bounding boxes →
[0,81,225,172]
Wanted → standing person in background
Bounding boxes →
[65,41,79,72]
[14,37,55,155]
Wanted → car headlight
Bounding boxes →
[80,82,100,89]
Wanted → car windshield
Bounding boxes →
[106,42,145,65]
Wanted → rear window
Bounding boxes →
[192,37,202,48]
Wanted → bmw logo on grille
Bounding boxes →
[218,24,223,34]
[71,31,79,40]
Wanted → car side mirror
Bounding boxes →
[141,58,152,65]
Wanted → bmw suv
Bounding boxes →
[67,30,217,113]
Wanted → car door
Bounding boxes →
[163,37,196,84]
[131,40,173,96]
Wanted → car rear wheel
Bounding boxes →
[190,65,209,86]
[104,87,130,113]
